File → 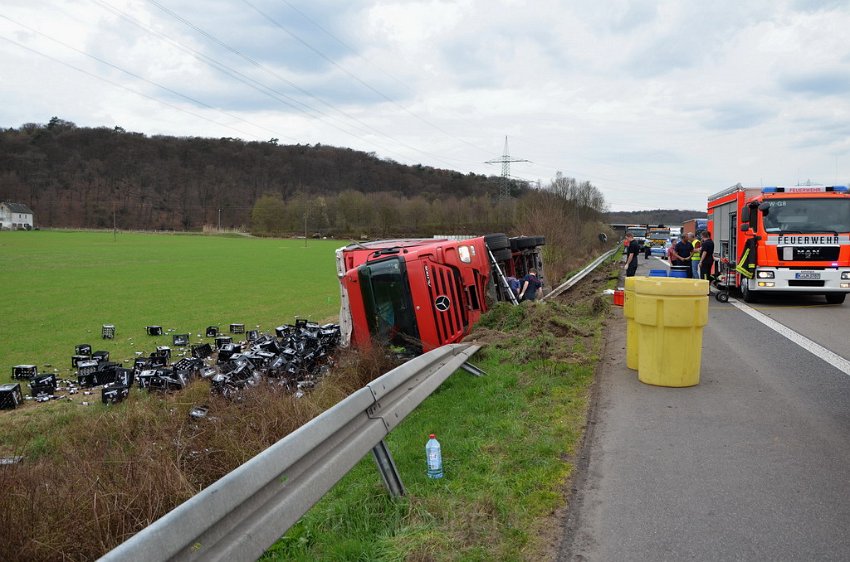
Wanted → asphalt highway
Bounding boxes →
[560,256,850,561]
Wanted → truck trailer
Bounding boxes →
[707,184,850,303]
[681,218,708,238]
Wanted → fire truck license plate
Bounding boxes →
[795,271,821,280]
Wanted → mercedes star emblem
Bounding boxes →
[435,295,451,312]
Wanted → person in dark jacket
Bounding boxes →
[673,236,693,276]
[700,231,715,280]
[518,270,541,301]
[624,233,641,277]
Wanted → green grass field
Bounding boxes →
[0,231,343,383]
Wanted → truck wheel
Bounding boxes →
[825,293,846,304]
[741,281,757,303]
[492,248,513,261]
[511,236,538,250]
[484,233,509,251]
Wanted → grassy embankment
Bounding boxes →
[0,231,622,560]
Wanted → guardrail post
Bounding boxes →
[460,362,486,377]
[371,439,405,497]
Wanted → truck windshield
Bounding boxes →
[762,198,850,233]
[648,230,669,239]
[627,227,647,237]
[358,258,421,351]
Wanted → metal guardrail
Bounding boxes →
[541,247,618,301]
[100,343,481,562]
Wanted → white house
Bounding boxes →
[0,202,35,230]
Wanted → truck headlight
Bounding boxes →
[458,246,472,263]
[756,271,775,279]
[842,271,850,280]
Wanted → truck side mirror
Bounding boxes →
[741,206,750,223]
[758,202,770,216]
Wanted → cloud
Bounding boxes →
[702,102,776,130]
[780,69,850,97]
[5,0,850,211]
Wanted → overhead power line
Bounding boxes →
[145,0,468,168]
[1,15,297,142]
[241,0,494,159]
[0,34,264,141]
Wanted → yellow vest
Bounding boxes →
[691,240,701,260]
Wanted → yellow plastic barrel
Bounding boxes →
[624,276,638,370]
[634,277,709,387]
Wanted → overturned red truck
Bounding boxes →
[336,234,545,353]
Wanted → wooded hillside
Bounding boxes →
[0,118,525,232]
[605,208,707,226]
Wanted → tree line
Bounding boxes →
[0,118,526,232]
[605,209,707,226]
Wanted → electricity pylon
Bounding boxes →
[486,136,530,199]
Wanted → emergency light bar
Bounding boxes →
[761,186,848,193]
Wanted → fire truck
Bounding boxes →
[707,184,850,303]
[336,234,544,353]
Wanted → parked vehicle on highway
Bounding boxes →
[624,225,652,258]
[707,184,850,303]
[647,225,672,257]
[336,234,545,353]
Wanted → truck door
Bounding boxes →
[729,212,737,260]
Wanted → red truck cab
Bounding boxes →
[336,237,493,353]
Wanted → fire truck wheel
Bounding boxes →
[492,248,513,261]
[741,282,757,303]
[484,233,510,251]
[825,293,846,304]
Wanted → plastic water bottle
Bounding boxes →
[426,433,443,479]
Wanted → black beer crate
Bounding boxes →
[0,383,23,409]
[12,365,37,380]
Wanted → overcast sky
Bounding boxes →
[3,0,850,211]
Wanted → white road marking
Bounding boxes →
[728,299,850,377]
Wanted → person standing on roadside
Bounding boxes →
[673,235,693,276]
[688,232,702,279]
[518,269,542,301]
[667,240,682,264]
[699,231,715,280]
[624,233,641,277]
